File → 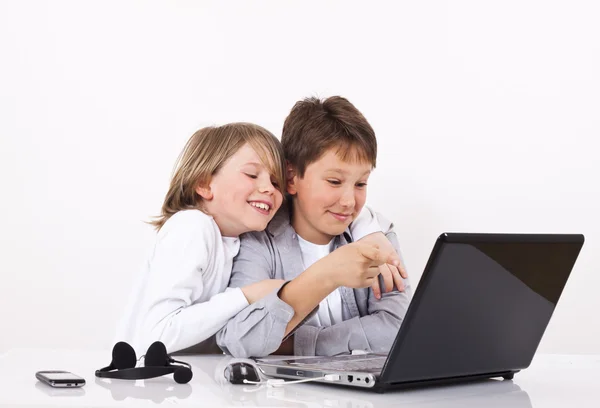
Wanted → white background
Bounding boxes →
[1,1,598,354]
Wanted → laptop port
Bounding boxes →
[347,375,353,383]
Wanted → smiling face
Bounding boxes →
[197,143,284,237]
[287,148,372,244]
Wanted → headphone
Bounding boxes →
[95,341,193,384]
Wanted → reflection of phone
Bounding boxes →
[36,371,86,388]
[35,381,86,397]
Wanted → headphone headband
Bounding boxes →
[96,366,176,381]
[169,358,191,370]
[95,341,193,384]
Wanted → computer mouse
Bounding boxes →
[224,362,261,385]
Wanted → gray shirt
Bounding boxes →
[216,206,412,358]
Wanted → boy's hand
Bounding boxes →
[372,263,406,299]
[323,241,401,289]
[357,232,408,299]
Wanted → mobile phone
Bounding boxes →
[35,370,86,388]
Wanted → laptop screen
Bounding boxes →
[381,233,583,384]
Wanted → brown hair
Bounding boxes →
[281,96,377,177]
[150,122,285,230]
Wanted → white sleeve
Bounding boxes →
[139,216,248,354]
[350,205,384,240]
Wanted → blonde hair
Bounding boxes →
[150,122,286,230]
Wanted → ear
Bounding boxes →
[286,162,298,196]
[195,183,213,200]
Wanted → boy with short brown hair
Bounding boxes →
[217,96,411,358]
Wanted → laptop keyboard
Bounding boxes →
[316,358,386,372]
[289,355,386,372]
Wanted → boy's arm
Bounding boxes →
[293,290,410,356]
[129,215,250,354]
[277,235,402,342]
[217,231,399,358]
[216,232,296,358]
[293,219,413,356]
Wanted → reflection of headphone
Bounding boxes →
[95,341,193,384]
[95,377,192,403]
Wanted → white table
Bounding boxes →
[1,348,598,407]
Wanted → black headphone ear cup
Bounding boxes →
[144,341,169,367]
[173,367,193,384]
[112,342,137,369]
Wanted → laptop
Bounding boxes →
[256,233,584,392]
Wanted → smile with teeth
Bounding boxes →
[249,202,271,212]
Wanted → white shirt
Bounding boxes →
[297,236,344,327]
[114,210,249,355]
